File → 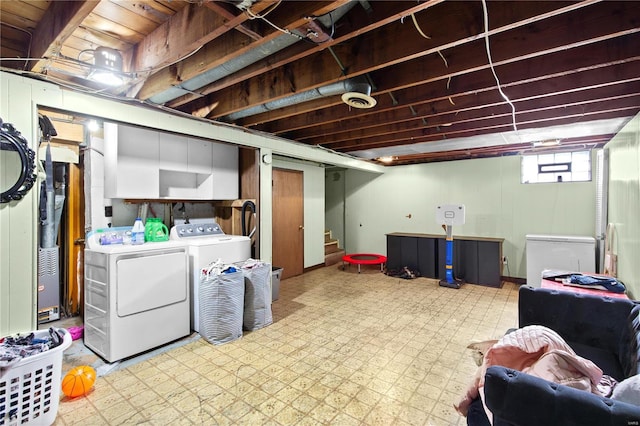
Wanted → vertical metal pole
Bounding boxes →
[445,224,454,283]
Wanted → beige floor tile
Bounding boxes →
[307,403,339,423]
[258,397,287,417]
[306,382,334,401]
[221,399,253,421]
[272,404,306,424]
[291,393,320,414]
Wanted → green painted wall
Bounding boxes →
[606,113,640,298]
[0,76,41,334]
[341,154,598,279]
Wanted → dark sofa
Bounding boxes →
[468,285,640,426]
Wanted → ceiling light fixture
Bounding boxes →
[532,139,561,148]
[377,156,397,163]
[88,47,125,86]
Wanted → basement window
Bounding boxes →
[521,150,591,183]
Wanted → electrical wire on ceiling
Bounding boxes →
[244,0,332,45]
[244,0,305,41]
[406,11,453,105]
[481,0,518,132]
[245,0,281,19]
[0,22,32,71]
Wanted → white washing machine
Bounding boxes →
[170,220,251,332]
[84,229,190,362]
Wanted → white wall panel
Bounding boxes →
[606,113,640,298]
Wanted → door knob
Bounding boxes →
[299,225,304,230]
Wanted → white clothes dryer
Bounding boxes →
[170,220,251,332]
[84,230,190,362]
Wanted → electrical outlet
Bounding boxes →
[502,256,508,265]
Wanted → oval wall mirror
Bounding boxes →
[1,119,37,203]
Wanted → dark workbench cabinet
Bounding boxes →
[386,232,504,287]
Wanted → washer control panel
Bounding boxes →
[171,222,224,238]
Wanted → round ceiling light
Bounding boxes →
[341,92,377,109]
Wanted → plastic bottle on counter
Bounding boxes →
[131,217,145,245]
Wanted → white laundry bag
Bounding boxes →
[238,259,273,331]
[199,261,245,345]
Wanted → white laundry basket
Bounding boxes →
[0,328,72,426]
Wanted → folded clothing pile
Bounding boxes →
[542,269,626,294]
[0,328,65,371]
[563,274,626,293]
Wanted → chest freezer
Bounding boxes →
[526,234,596,287]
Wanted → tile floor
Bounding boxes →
[53,265,520,425]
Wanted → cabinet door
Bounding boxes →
[211,142,238,199]
[417,238,437,278]
[478,241,502,287]
[458,240,479,284]
[386,236,418,271]
[104,123,159,199]
[159,132,187,171]
[188,138,213,174]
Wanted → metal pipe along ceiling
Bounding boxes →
[221,79,372,121]
[149,2,359,106]
[148,34,300,105]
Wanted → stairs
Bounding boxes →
[324,230,345,266]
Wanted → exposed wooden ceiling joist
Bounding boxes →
[1,0,637,165]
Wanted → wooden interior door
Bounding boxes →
[64,163,84,316]
[272,168,304,279]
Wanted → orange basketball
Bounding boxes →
[61,365,96,398]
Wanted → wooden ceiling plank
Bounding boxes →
[90,1,160,37]
[204,1,264,41]
[80,12,147,44]
[132,1,279,98]
[67,26,132,53]
[114,0,186,25]
[201,0,611,118]
[130,2,258,88]
[1,1,49,24]
[135,1,348,100]
[30,0,100,73]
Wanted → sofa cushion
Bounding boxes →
[484,366,640,426]
[568,340,625,381]
[612,374,640,406]
[620,305,640,378]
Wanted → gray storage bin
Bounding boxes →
[272,267,283,301]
